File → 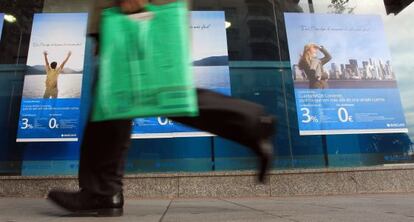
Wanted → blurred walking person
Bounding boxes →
[47,0,277,217]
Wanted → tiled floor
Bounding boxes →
[1,194,414,221]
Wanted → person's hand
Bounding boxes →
[44,51,48,56]
[120,0,148,13]
[68,51,72,57]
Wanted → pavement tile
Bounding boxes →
[1,194,414,222]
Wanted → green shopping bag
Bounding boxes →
[92,1,198,122]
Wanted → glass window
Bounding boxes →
[0,0,413,176]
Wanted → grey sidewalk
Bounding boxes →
[1,194,414,222]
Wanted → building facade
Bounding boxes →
[0,0,413,176]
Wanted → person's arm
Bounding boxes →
[319,46,332,65]
[120,0,148,13]
[58,51,72,70]
[119,0,182,13]
[43,51,50,71]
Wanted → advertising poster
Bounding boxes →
[131,11,230,138]
[16,13,88,142]
[284,13,408,136]
[0,13,4,40]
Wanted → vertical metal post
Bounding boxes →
[16,29,23,66]
[271,0,295,168]
[211,137,215,171]
[322,135,329,167]
[307,0,329,167]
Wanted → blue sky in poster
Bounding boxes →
[0,13,4,40]
[284,13,392,66]
[190,11,228,61]
[26,13,88,71]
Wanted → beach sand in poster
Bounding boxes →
[22,74,83,99]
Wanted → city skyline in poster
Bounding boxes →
[284,13,408,136]
[16,13,88,142]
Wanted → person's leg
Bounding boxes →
[51,88,58,98]
[79,119,132,196]
[47,37,132,216]
[47,119,132,217]
[171,89,276,182]
[43,88,50,99]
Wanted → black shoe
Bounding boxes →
[254,116,277,183]
[47,189,124,217]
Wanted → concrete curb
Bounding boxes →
[1,165,414,198]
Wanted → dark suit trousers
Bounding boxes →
[79,88,269,195]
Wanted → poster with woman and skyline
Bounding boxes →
[284,13,408,136]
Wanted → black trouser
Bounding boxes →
[79,88,270,195]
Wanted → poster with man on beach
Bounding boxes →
[16,13,88,142]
